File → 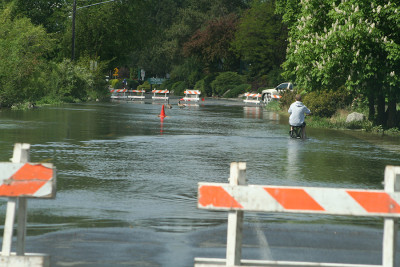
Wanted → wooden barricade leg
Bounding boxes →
[1,143,30,256]
[226,162,246,266]
[14,144,30,256]
[382,166,400,267]
[17,198,28,255]
[2,198,17,256]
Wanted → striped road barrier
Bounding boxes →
[243,93,262,105]
[183,90,201,102]
[0,143,56,267]
[152,89,169,101]
[195,162,400,267]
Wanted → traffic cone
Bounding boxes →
[159,104,166,117]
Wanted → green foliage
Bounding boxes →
[75,56,109,100]
[278,0,400,127]
[160,79,175,91]
[194,74,216,97]
[279,89,297,110]
[303,89,352,118]
[137,81,151,91]
[224,84,250,98]
[110,79,120,88]
[170,57,203,88]
[48,59,89,102]
[264,100,280,111]
[0,5,53,107]
[112,78,139,89]
[11,0,68,33]
[232,0,287,82]
[183,13,239,72]
[162,0,249,73]
[210,72,245,96]
[127,79,139,89]
[171,81,187,96]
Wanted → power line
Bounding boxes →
[77,0,115,10]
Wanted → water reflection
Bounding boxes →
[243,106,263,119]
[263,109,280,124]
[286,138,303,181]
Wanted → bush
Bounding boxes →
[171,81,187,96]
[211,72,245,96]
[127,79,139,89]
[137,81,151,91]
[110,79,120,88]
[46,59,92,102]
[303,88,352,118]
[279,89,298,110]
[224,84,251,98]
[160,79,175,91]
[194,74,216,97]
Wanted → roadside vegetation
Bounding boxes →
[275,89,400,136]
[0,0,399,133]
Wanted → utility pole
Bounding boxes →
[71,0,115,61]
[71,0,77,61]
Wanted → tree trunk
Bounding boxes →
[376,91,386,127]
[386,87,398,128]
[368,93,375,121]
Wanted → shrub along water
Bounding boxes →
[278,89,399,136]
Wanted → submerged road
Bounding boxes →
[25,222,396,266]
[0,100,400,266]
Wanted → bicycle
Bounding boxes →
[289,125,304,139]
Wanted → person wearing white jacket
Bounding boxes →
[288,94,311,138]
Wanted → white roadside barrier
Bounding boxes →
[195,162,400,267]
[243,93,262,104]
[0,143,56,267]
[183,90,201,102]
[152,89,169,101]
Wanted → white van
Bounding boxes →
[261,82,293,103]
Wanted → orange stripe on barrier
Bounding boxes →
[264,187,325,211]
[347,191,400,214]
[0,164,53,197]
[199,185,243,209]
[13,163,53,181]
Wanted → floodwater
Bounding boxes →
[0,98,400,266]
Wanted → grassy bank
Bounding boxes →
[264,101,400,137]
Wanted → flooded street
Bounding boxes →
[0,99,400,266]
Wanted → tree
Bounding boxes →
[232,0,288,85]
[277,0,400,127]
[11,0,68,33]
[162,0,249,72]
[0,5,53,107]
[183,13,239,73]
[211,71,245,96]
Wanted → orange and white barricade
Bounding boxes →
[110,89,128,99]
[263,93,281,103]
[0,143,56,267]
[183,90,201,102]
[243,92,261,104]
[271,94,281,99]
[127,89,145,100]
[195,162,400,267]
[152,89,169,101]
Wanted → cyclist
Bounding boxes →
[288,94,311,138]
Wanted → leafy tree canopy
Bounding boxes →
[232,0,287,84]
[277,0,400,127]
